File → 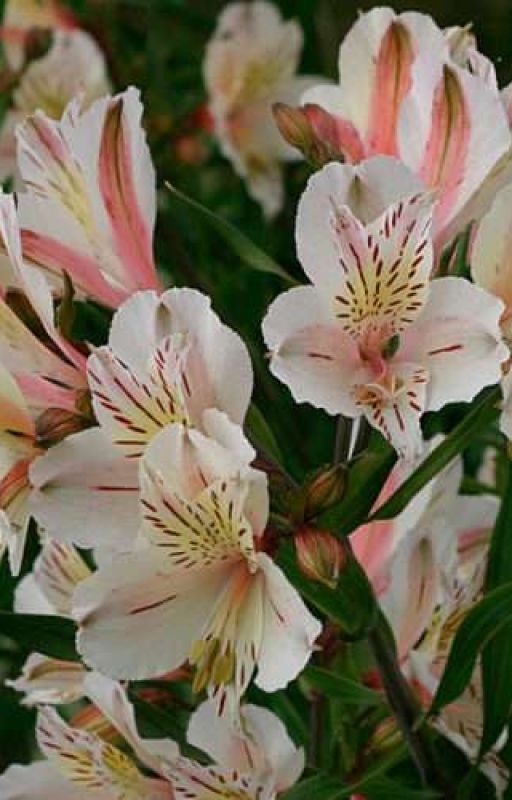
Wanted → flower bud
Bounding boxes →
[295,527,347,589]
[364,716,402,757]
[273,102,342,168]
[303,464,346,518]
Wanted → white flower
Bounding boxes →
[29,287,253,551]
[73,412,321,710]
[204,1,318,217]
[263,158,507,458]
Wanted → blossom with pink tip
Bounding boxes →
[293,7,511,248]
[14,87,162,309]
[263,158,507,458]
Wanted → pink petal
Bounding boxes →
[98,95,159,292]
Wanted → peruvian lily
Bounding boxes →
[262,158,507,459]
[73,411,321,710]
[290,7,511,248]
[0,672,177,800]
[405,519,507,795]
[161,697,304,800]
[204,1,317,218]
[29,287,253,550]
[471,182,512,438]
[2,0,75,72]
[0,192,89,572]
[377,457,498,660]
[6,538,90,706]
[12,86,161,308]
[0,30,111,182]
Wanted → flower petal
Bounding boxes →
[29,428,140,549]
[262,285,361,417]
[296,158,425,295]
[0,762,88,800]
[407,277,508,410]
[6,653,86,706]
[74,550,230,679]
[255,552,322,692]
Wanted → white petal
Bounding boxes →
[74,551,230,680]
[296,158,424,295]
[82,672,179,774]
[32,539,91,615]
[407,277,508,410]
[0,762,89,800]
[262,285,361,416]
[256,552,321,691]
[471,182,512,320]
[29,428,140,550]
[6,653,86,706]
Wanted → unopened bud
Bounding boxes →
[364,716,401,757]
[273,102,343,168]
[304,464,346,518]
[295,527,347,589]
[273,102,314,151]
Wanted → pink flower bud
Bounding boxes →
[295,527,347,588]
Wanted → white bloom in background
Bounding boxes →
[29,287,253,551]
[74,413,321,710]
[0,30,111,182]
[204,1,317,217]
[2,0,75,72]
[263,158,507,458]
[6,538,90,706]
[471,181,512,438]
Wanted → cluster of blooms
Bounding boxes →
[0,0,512,797]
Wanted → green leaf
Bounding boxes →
[431,583,512,713]
[317,434,396,536]
[0,612,79,662]
[371,388,500,521]
[302,666,382,706]
[282,748,439,799]
[480,460,512,755]
[245,402,283,462]
[363,777,441,799]
[165,183,297,284]
[278,543,378,639]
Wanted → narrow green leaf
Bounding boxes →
[165,183,297,284]
[282,774,344,800]
[363,777,441,799]
[371,388,500,521]
[480,461,512,754]
[282,746,437,799]
[302,666,382,706]
[246,402,283,462]
[431,583,512,713]
[0,612,79,662]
